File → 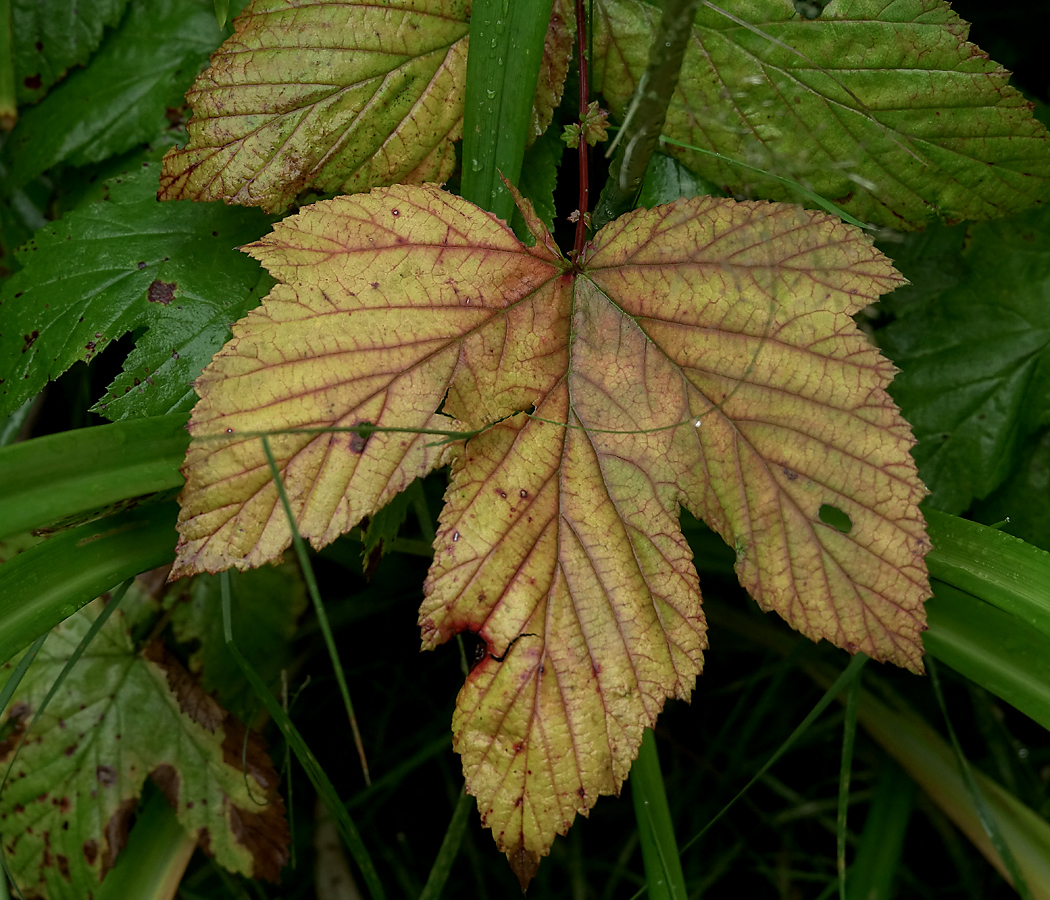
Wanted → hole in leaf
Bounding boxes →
[818,503,852,533]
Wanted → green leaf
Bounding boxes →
[11,0,130,106]
[512,119,563,240]
[158,0,470,213]
[973,428,1050,552]
[169,563,306,722]
[3,0,222,188]
[0,163,272,421]
[360,490,414,577]
[0,600,289,899]
[879,206,1050,513]
[637,151,723,209]
[593,0,1050,228]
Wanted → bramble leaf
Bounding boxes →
[3,0,223,189]
[593,0,1050,228]
[168,563,307,722]
[158,0,472,213]
[173,186,929,876]
[0,164,272,421]
[11,0,129,105]
[878,207,1050,513]
[0,600,289,900]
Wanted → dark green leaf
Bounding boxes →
[169,563,306,722]
[0,600,289,898]
[972,428,1050,552]
[637,151,723,209]
[11,0,130,105]
[3,0,222,187]
[0,163,272,421]
[879,207,1050,512]
[512,122,563,240]
[360,490,413,577]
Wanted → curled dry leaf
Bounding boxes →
[174,185,929,879]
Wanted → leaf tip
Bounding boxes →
[507,844,541,892]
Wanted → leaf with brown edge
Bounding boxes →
[529,0,576,145]
[174,185,929,880]
[0,600,289,900]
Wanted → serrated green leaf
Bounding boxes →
[169,564,306,722]
[0,163,272,421]
[3,0,223,188]
[0,601,289,899]
[11,0,130,106]
[593,0,1050,228]
[879,206,1050,513]
[360,489,414,577]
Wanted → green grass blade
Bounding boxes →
[219,573,387,900]
[925,509,1050,643]
[845,759,915,900]
[0,501,178,664]
[94,786,196,900]
[657,135,872,230]
[460,0,553,221]
[924,580,1050,732]
[0,414,187,540]
[0,634,46,717]
[261,436,371,785]
[837,670,861,900]
[929,658,1034,900]
[630,729,687,900]
[417,788,473,900]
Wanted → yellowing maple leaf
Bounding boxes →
[173,185,930,877]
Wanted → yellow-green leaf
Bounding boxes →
[158,0,471,213]
[174,186,929,876]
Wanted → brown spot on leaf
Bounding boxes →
[783,467,798,481]
[347,420,372,454]
[83,839,98,866]
[23,74,42,90]
[101,797,136,876]
[228,801,290,882]
[143,641,224,731]
[96,765,118,787]
[21,331,38,353]
[150,764,180,808]
[0,702,31,759]
[56,854,71,881]
[221,715,279,793]
[147,280,177,305]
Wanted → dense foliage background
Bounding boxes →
[2,0,1050,897]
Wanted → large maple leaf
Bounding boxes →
[173,186,930,877]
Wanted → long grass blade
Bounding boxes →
[929,658,1034,900]
[630,729,688,900]
[837,669,862,900]
[220,573,387,900]
[261,435,371,786]
[417,788,473,900]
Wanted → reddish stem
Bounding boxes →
[573,0,589,262]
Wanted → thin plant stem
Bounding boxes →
[592,0,702,230]
[574,0,591,260]
[837,673,861,900]
[261,435,372,786]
